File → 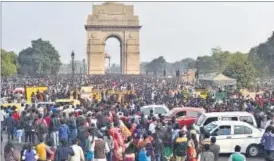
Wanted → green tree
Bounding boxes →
[223,53,256,89]
[248,47,268,77]
[211,47,231,73]
[181,58,196,69]
[1,49,18,76]
[255,32,274,75]
[146,56,167,73]
[18,38,62,76]
[196,55,216,73]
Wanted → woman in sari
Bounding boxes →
[187,133,198,161]
[124,136,136,161]
[4,142,20,161]
[113,130,124,161]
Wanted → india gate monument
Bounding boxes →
[85,2,141,75]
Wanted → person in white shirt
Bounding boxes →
[149,117,157,134]
[70,138,85,161]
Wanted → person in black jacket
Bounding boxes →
[6,113,16,141]
[49,113,60,148]
[24,116,35,144]
[173,131,188,161]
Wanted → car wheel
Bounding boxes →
[246,144,259,157]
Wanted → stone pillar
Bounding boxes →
[87,40,105,75]
[125,32,140,75]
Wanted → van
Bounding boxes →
[195,112,257,131]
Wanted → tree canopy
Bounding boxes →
[145,56,195,74]
[18,38,62,76]
[248,31,274,76]
[145,56,167,73]
[1,49,18,77]
[223,53,256,89]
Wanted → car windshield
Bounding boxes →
[204,122,218,133]
[141,108,151,115]
[197,114,206,126]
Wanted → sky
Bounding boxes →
[2,2,274,65]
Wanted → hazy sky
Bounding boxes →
[2,2,274,64]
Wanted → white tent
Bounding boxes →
[199,74,237,87]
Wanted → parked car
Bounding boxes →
[165,107,205,127]
[199,120,263,157]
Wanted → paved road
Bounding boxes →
[0,132,263,161]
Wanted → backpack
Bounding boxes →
[36,119,48,134]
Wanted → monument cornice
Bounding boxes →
[85,25,142,30]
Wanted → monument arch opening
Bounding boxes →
[85,2,141,75]
[104,35,122,74]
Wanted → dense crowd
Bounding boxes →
[1,75,274,161]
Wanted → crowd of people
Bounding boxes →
[1,75,274,161]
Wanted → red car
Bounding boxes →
[165,107,206,128]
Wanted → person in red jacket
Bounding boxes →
[12,109,20,124]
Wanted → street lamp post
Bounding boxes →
[71,51,75,86]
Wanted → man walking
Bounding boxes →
[173,131,188,161]
[228,145,246,161]
[261,126,274,161]
[49,113,60,148]
[70,138,85,161]
[6,113,16,141]
[209,137,220,161]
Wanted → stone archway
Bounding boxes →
[85,2,141,75]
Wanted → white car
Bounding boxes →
[200,121,263,157]
[140,105,169,118]
[195,112,258,133]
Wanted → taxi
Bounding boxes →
[199,121,263,157]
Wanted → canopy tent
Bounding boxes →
[199,74,237,87]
